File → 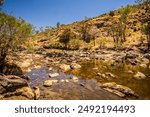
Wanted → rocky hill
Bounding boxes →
[33,3,149,51]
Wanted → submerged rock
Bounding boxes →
[100,82,138,98]
[134,72,146,79]
[71,76,79,82]
[43,80,58,87]
[48,67,53,71]
[49,73,59,78]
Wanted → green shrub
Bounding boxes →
[0,12,32,65]
[68,39,82,50]
[109,11,115,17]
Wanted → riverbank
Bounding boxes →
[0,48,150,100]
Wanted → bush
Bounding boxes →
[59,28,72,48]
[109,11,115,17]
[49,42,64,49]
[68,39,81,50]
[0,12,32,65]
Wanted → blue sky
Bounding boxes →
[2,0,136,28]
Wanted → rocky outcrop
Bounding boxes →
[0,75,28,94]
[0,75,35,100]
[100,82,138,98]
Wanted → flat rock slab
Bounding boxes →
[40,81,122,100]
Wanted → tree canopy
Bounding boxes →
[0,11,33,65]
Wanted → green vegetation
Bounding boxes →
[109,11,115,17]
[0,1,33,65]
[56,22,60,28]
[59,28,72,49]
[80,24,98,46]
[136,0,150,50]
[109,5,131,49]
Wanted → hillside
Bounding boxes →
[33,3,149,51]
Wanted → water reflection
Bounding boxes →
[70,59,150,99]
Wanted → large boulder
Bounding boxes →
[16,87,34,99]
[0,75,35,100]
[0,75,28,94]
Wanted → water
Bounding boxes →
[70,60,150,99]
[25,59,150,99]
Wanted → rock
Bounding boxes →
[43,80,58,87]
[144,54,150,59]
[101,82,138,97]
[70,63,81,69]
[125,53,137,59]
[93,67,98,70]
[72,76,78,80]
[0,95,4,99]
[105,72,116,78]
[142,58,149,64]
[103,88,125,98]
[65,79,69,83]
[127,70,134,74]
[43,80,53,87]
[49,73,59,78]
[125,59,137,65]
[19,59,32,68]
[60,64,71,72]
[134,72,146,79]
[97,73,106,78]
[33,87,40,100]
[16,87,34,99]
[60,79,65,82]
[48,67,53,71]
[71,76,79,82]
[140,64,147,68]
[0,75,28,93]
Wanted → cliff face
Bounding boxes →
[34,3,149,50]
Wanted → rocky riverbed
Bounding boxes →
[0,48,150,100]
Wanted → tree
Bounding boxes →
[80,24,98,45]
[80,24,90,43]
[59,28,72,49]
[56,22,60,28]
[136,0,150,50]
[109,5,131,49]
[109,23,123,48]
[119,5,131,42]
[88,26,99,46]
[0,12,32,65]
